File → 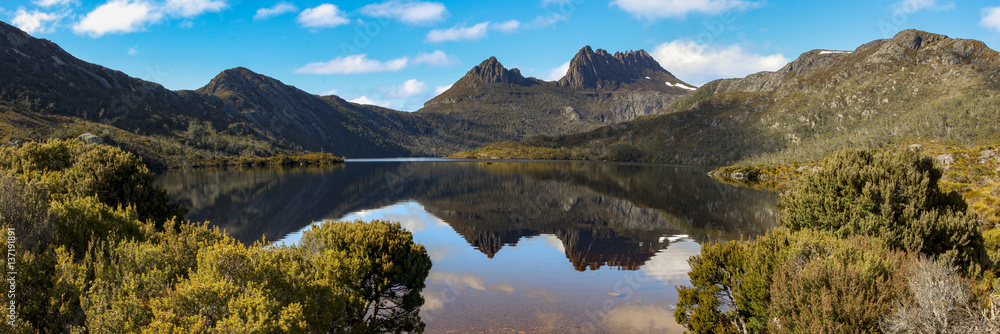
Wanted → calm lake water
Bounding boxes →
[158,159,779,333]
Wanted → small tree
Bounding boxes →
[298,220,432,333]
[779,148,987,275]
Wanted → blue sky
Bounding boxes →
[4,0,1000,111]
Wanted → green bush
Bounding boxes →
[779,148,987,275]
[0,142,431,333]
[0,140,185,223]
[675,228,912,333]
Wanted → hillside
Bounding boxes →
[474,30,1000,166]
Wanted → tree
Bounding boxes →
[298,220,432,333]
[779,148,988,275]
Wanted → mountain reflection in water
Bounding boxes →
[158,159,778,333]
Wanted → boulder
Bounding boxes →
[77,132,104,145]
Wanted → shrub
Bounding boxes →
[675,228,912,333]
[883,256,1000,333]
[779,148,987,275]
[603,142,644,162]
[0,140,185,223]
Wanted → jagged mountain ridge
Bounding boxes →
[558,46,685,90]
[522,29,1000,166]
[419,46,696,148]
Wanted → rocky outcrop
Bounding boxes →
[452,56,538,89]
[558,46,677,89]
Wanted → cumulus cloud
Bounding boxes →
[297,3,349,28]
[33,0,77,7]
[544,61,570,81]
[611,0,763,20]
[412,50,453,66]
[12,8,65,34]
[73,0,163,37]
[295,54,409,74]
[650,40,788,85]
[163,0,227,17]
[72,0,228,37]
[381,79,427,99]
[491,19,520,33]
[893,0,953,15]
[359,0,447,25]
[426,21,490,43]
[982,7,1000,33]
[433,84,452,95]
[349,96,392,107]
[253,1,297,20]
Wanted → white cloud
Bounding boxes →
[33,0,77,7]
[295,54,409,74]
[320,89,338,96]
[982,7,1000,33]
[611,0,763,20]
[127,46,139,55]
[525,13,567,28]
[253,1,297,20]
[426,21,490,43]
[412,50,453,66]
[297,3,349,28]
[381,79,427,99]
[349,96,392,107]
[163,0,227,17]
[893,0,953,15]
[359,0,447,25]
[491,19,520,33]
[73,0,163,37]
[12,8,65,34]
[433,84,452,95]
[650,40,788,85]
[544,61,570,81]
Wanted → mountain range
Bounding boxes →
[0,19,693,167]
[2,19,996,167]
[511,29,1000,165]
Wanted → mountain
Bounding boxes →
[195,67,421,157]
[0,19,440,163]
[0,18,702,162]
[418,46,696,149]
[558,46,689,91]
[509,29,1000,166]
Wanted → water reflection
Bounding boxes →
[158,160,778,333]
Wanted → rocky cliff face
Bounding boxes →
[454,56,539,89]
[558,46,680,90]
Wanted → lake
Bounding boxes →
[158,159,779,333]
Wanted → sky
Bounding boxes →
[3,0,1000,111]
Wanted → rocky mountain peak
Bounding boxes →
[198,67,282,96]
[893,29,948,50]
[454,56,535,89]
[558,45,674,89]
